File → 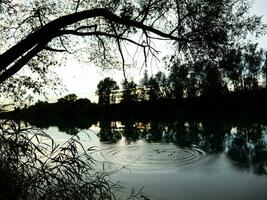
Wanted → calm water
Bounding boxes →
[39,120,267,200]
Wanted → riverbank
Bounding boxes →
[1,88,267,122]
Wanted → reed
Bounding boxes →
[0,120,120,200]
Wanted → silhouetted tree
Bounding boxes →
[221,48,244,91]
[0,0,264,101]
[186,62,205,98]
[58,93,78,103]
[138,70,149,101]
[96,77,119,106]
[202,65,228,97]
[142,72,169,101]
[147,77,160,101]
[169,62,188,99]
[140,70,150,88]
[19,95,99,120]
[243,44,264,90]
[263,51,267,88]
[121,79,137,103]
[140,71,169,101]
[154,71,169,98]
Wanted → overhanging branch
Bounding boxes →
[0,8,182,75]
[0,42,47,84]
[58,30,148,48]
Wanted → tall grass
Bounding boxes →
[0,120,122,200]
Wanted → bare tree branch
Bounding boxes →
[75,0,81,12]
[44,46,66,52]
[59,36,73,54]
[58,30,148,48]
[0,42,46,83]
[111,22,127,80]
[0,8,182,75]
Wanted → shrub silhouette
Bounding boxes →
[0,120,119,200]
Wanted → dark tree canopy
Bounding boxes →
[58,93,78,103]
[96,77,119,106]
[121,79,137,103]
[0,0,265,101]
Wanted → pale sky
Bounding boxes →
[42,0,267,103]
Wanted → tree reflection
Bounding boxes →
[227,122,267,174]
[172,121,197,147]
[201,121,231,153]
[98,121,122,143]
[28,117,267,176]
[227,130,251,168]
[97,120,267,175]
[253,143,267,175]
[146,121,164,142]
[121,121,147,142]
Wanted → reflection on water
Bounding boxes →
[29,119,267,200]
[93,120,267,175]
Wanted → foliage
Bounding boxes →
[121,79,138,103]
[0,120,119,200]
[168,62,189,99]
[58,93,78,103]
[0,0,265,102]
[96,77,119,106]
[95,45,267,105]
[167,43,267,97]
[243,43,264,90]
[263,51,267,85]
[11,94,100,121]
[220,48,244,91]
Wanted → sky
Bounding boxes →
[42,0,267,103]
[251,0,267,48]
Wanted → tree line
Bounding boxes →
[4,42,267,121]
[96,43,267,106]
[2,94,100,122]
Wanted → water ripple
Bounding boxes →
[93,143,206,171]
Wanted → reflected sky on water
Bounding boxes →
[36,119,267,200]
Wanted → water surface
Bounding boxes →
[39,120,267,200]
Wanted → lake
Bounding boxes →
[39,119,267,200]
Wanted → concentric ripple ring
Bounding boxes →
[93,143,206,170]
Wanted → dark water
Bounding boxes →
[41,119,267,200]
